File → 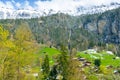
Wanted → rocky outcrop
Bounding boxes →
[80,8,120,44]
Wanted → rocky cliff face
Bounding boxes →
[79,8,120,44]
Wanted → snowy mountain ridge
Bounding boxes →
[0,2,120,19]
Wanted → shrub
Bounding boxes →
[94,59,101,67]
[87,74,98,80]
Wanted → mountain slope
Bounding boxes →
[0,7,120,55]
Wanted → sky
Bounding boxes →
[0,0,120,12]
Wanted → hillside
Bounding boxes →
[0,7,120,55]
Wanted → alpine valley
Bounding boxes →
[0,1,120,80]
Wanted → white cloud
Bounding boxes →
[34,0,77,11]
[0,0,120,12]
[34,0,80,14]
[34,0,120,10]
[78,0,120,6]
[5,1,14,9]
[0,1,6,8]
[33,0,120,14]
[24,1,34,10]
[16,2,21,8]
[15,1,34,10]
[0,1,14,9]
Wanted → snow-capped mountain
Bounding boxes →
[76,2,120,15]
[0,7,41,19]
[0,2,120,19]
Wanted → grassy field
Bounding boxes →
[77,51,120,67]
[38,47,61,65]
[38,47,120,67]
[30,47,61,73]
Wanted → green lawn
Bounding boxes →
[38,47,61,65]
[39,47,61,56]
[77,51,120,67]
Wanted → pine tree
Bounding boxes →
[57,45,85,80]
[49,64,58,80]
[57,45,69,80]
[41,55,50,80]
